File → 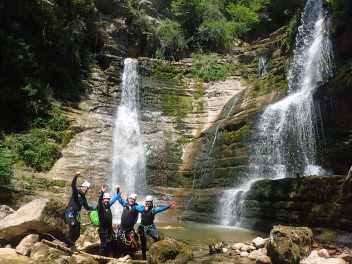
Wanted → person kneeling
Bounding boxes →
[97,185,113,256]
[138,196,176,260]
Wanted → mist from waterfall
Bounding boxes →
[111,58,146,215]
[218,0,334,226]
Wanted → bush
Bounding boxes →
[6,129,61,172]
[197,19,236,51]
[0,145,14,185]
[191,53,234,82]
[156,19,188,60]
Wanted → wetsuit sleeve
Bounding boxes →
[71,175,79,203]
[110,192,127,207]
[82,196,94,211]
[133,203,145,213]
[97,191,104,216]
[152,205,171,214]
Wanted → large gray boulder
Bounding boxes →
[0,198,68,243]
[148,237,193,264]
[267,225,313,264]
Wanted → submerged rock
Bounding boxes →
[148,237,193,264]
[267,225,313,264]
[0,198,68,243]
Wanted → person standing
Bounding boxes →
[110,185,145,256]
[64,171,94,249]
[97,184,113,256]
[138,196,176,260]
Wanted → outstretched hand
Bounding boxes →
[170,201,177,208]
[101,184,108,193]
[116,185,120,194]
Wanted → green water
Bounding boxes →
[157,221,262,244]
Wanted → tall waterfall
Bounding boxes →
[218,0,334,226]
[111,58,146,202]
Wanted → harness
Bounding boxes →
[139,224,155,233]
[117,229,138,249]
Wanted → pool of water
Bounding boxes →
[157,221,263,244]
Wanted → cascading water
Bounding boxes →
[218,0,334,226]
[111,58,146,211]
[258,55,268,77]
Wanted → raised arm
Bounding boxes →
[152,205,171,214]
[71,172,80,203]
[133,203,145,213]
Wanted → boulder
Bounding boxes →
[0,248,30,264]
[0,198,68,243]
[267,225,313,264]
[148,237,193,264]
[248,248,267,260]
[0,205,15,220]
[240,251,249,257]
[252,237,267,248]
[76,226,100,251]
[301,250,347,264]
[317,249,330,258]
[256,255,272,264]
[30,241,69,263]
[15,234,40,256]
[69,254,99,264]
[231,242,245,250]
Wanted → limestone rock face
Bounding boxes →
[0,248,30,264]
[267,225,313,264]
[148,237,193,264]
[0,198,68,243]
[15,234,40,256]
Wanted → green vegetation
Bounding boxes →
[4,111,70,172]
[0,145,14,185]
[0,0,96,132]
[190,53,234,82]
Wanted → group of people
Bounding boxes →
[64,172,176,259]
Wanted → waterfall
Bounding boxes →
[111,58,146,205]
[258,55,268,77]
[218,0,334,226]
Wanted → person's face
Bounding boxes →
[103,198,110,205]
[145,201,152,208]
[80,186,89,193]
[128,198,136,206]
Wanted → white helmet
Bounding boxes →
[145,195,153,202]
[129,193,137,200]
[103,193,111,199]
[81,181,91,188]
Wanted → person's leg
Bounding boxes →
[99,229,109,256]
[149,226,160,242]
[138,227,147,260]
[69,221,80,249]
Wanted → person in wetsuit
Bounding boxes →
[97,184,113,256]
[138,195,176,260]
[64,171,94,249]
[110,185,145,256]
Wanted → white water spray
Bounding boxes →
[111,58,146,210]
[218,0,334,226]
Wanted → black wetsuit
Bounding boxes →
[64,175,93,246]
[138,205,170,259]
[97,192,113,256]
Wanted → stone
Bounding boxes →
[338,253,352,263]
[30,242,69,263]
[252,237,267,248]
[0,198,68,243]
[148,237,193,264]
[231,243,245,250]
[0,248,30,264]
[0,205,15,220]
[241,244,253,252]
[256,255,272,264]
[240,251,249,257]
[318,249,330,258]
[76,226,100,251]
[15,234,40,256]
[69,254,99,264]
[249,248,267,260]
[267,225,313,264]
[301,250,347,264]
[222,247,229,253]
